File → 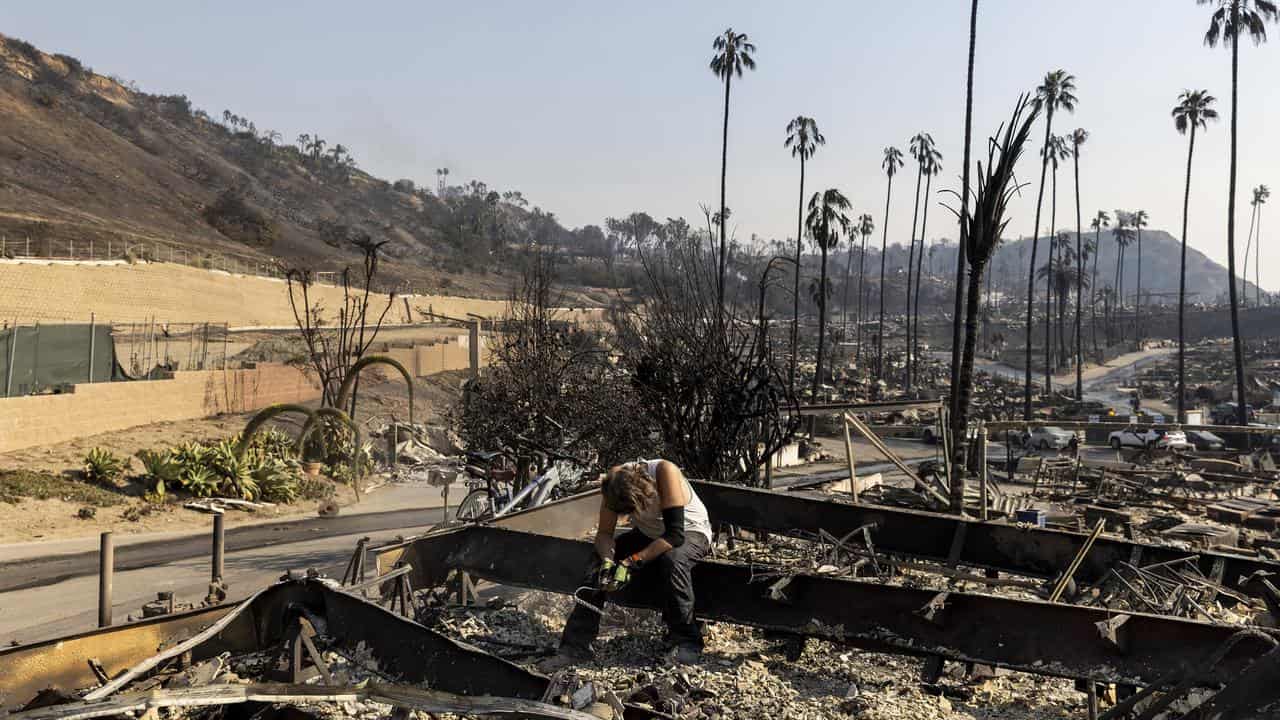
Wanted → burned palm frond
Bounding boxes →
[611,233,798,484]
[945,93,1040,446]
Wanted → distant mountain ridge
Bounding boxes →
[921,229,1265,304]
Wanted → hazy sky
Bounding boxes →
[7,1,1280,289]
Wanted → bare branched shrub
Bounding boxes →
[286,237,395,409]
[611,233,798,484]
[456,245,652,464]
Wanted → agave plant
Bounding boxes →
[83,448,125,486]
[135,448,180,491]
[180,465,220,498]
[253,458,300,503]
[207,440,260,500]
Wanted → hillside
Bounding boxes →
[0,33,611,299]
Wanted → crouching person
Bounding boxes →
[539,459,712,671]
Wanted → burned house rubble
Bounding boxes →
[4,455,1280,720]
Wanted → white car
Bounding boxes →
[1108,427,1190,450]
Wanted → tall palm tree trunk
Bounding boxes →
[790,155,805,396]
[1046,168,1058,392]
[956,259,988,455]
[1074,151,1085,398]
[1091,225,1101,355]
[877,174,893,381]
[1243,202,1256,307]
[717,74,731,310]
[1178,125,1197,424]
[813,249,829,399]
[913,173,934,383]
[1227,22,1248,426]
[856,234,867,364]
[1023,110,1053,420]
[1117,244,1126,343]
[951,0,978,437]
[1136,228,1143,341]
[905,165,924,390]
[841,246,854,335]
[950,0,979,516]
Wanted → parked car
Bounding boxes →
[1186,430,1225,451]
[1108,426,1191,450]
[1211,403,1255,425]
[1021,426,1076,450]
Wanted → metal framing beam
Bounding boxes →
[398,524,1278,688]
[689,480,1280,598]
[1,581,556,713]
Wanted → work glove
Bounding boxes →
[597,558,633,592]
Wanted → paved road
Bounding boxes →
[0,506,447,593]
[0,522,440,645]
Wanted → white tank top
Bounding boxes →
[625,459,713,543]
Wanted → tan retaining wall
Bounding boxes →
[0,260,604,327]
[0,363,320,453]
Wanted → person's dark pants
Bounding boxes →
[560,529,710,657]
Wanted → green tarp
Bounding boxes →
[0,323,121,397]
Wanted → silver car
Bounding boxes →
[1022,426,1076,450]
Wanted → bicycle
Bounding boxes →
[455,434,591,521]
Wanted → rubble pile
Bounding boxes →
[432,590,1083,720]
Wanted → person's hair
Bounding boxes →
[602,464,658,515]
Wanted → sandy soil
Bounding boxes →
[0,370,463,544]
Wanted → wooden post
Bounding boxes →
[98,532,114,627]
[979,425,989,521]
[843,415,859,502]
[468,319,481,379]
[4,319,17,397]
[88,312,96,383]
[211,513,225,584]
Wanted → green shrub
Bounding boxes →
[297,475,335,501]
[202,189,279,247]
[83,448,125,485]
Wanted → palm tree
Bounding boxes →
[1112,211,1134,342]
[955,94,1041,510]
[1173,89,1219,423]
[1023,69,1078,420]
[1201,0,1277,426]
[913,149,943,385]
[877,146,904,380]
[950,0,980,438]
[1039,235,1083,371]
[1132,209,1150,340]
[905,132,936,389]
[1043,134,1071,388]
[855,214,875,366]
[1070,128,1089,398]
[1244,184,1271,306]
[710,29,757,309]
[806,189,854,398]
[784,117,824,395]
[1089,210,1110,352]
[1258,185,1271,306]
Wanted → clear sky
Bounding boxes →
[6,1,1280,289]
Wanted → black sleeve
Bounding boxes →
[660,506,686,548]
